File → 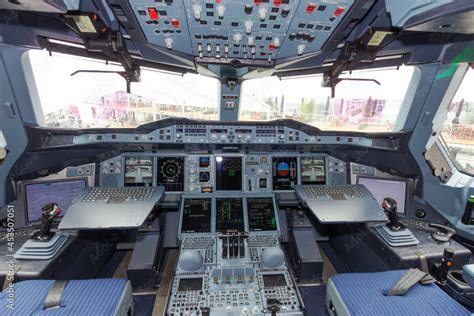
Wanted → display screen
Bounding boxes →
[215,157,242,191]
[247,198,277,231]
[157,157,184,191]
[272,157,298,190]
[199,157,210,168]
[178,278,203,291]
[216,198,244,232]
[301,157,326,184]
[124,157,153,187]
[263,274,287,287]
[357,177,407,214]
[181,198,212,233]
[25,178,87,223]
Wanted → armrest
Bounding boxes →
[463,264,474,288]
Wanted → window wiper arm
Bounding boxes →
[70,70,137,93]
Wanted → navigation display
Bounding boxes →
[248,198,277,231]
[263,274,287,287]
[181,198,212,233]
[125,157,153,187]
[272,157,298,190]
[215,157,242,191]
[25,178,87,223]
[301,157,326,184]
[216,198,244,232]
[178,278,203,291]
[157,157,184,191]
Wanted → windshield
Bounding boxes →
[439,66,474,175]
[30,50,414,132]
[29,50,219,128]
[241,66,414,132]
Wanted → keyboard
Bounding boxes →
[294,184,387,223]
[59,186,165,230]
[303,185,367,200]
[82,187,154,202]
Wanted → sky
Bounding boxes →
[29,49,474,115]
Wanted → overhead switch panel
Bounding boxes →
[129,0,354,65]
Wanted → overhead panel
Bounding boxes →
[128,0,354,66]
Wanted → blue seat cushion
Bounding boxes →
[330,270,470,316]
[0,278,129,315]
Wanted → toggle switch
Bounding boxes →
[224,44,229,58]
[297,44,305,55]
[247,36,255,46]
[193,3,202,20]
[217,4,226,18]
[165,37,174,49]
[216,43,221,58]
[207,43,212,57]
[258,6,268,20]
[233,33,243,45]
[244,20,253,34]
[273,37,280,48]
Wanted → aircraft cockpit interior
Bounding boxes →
[0,0,474,315]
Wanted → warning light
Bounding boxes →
[254,0,262,5]
[274,0,282,6]
[171,18,180,28]
[334,6,345,17]
[148,7,158,21]
[306,3,317,13]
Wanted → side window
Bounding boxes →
[440,67,474,175]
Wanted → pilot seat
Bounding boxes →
[326,269,471,316]
[0,278,133,315]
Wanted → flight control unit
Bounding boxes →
[167,193,304,316]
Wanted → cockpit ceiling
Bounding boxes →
[1,0,474,77]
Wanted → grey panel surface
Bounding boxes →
[14,233,69,260]
[385,0,452,26]
[295,184,387,223]
[59,187,164,229]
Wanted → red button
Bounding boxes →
[254,0,262,4]
[268,43,275,50]
[274,0,282,6]
[171,18,180,28]
[148,7,158,21]
[306,3,317,13]
[334,7,345,17]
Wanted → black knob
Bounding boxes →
[201,307,210,316]
[267,298,281,316]
[382,198,403,231]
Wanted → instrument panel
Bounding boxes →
[100,152,347,192]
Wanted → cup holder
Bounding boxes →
[449,271,467,285]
